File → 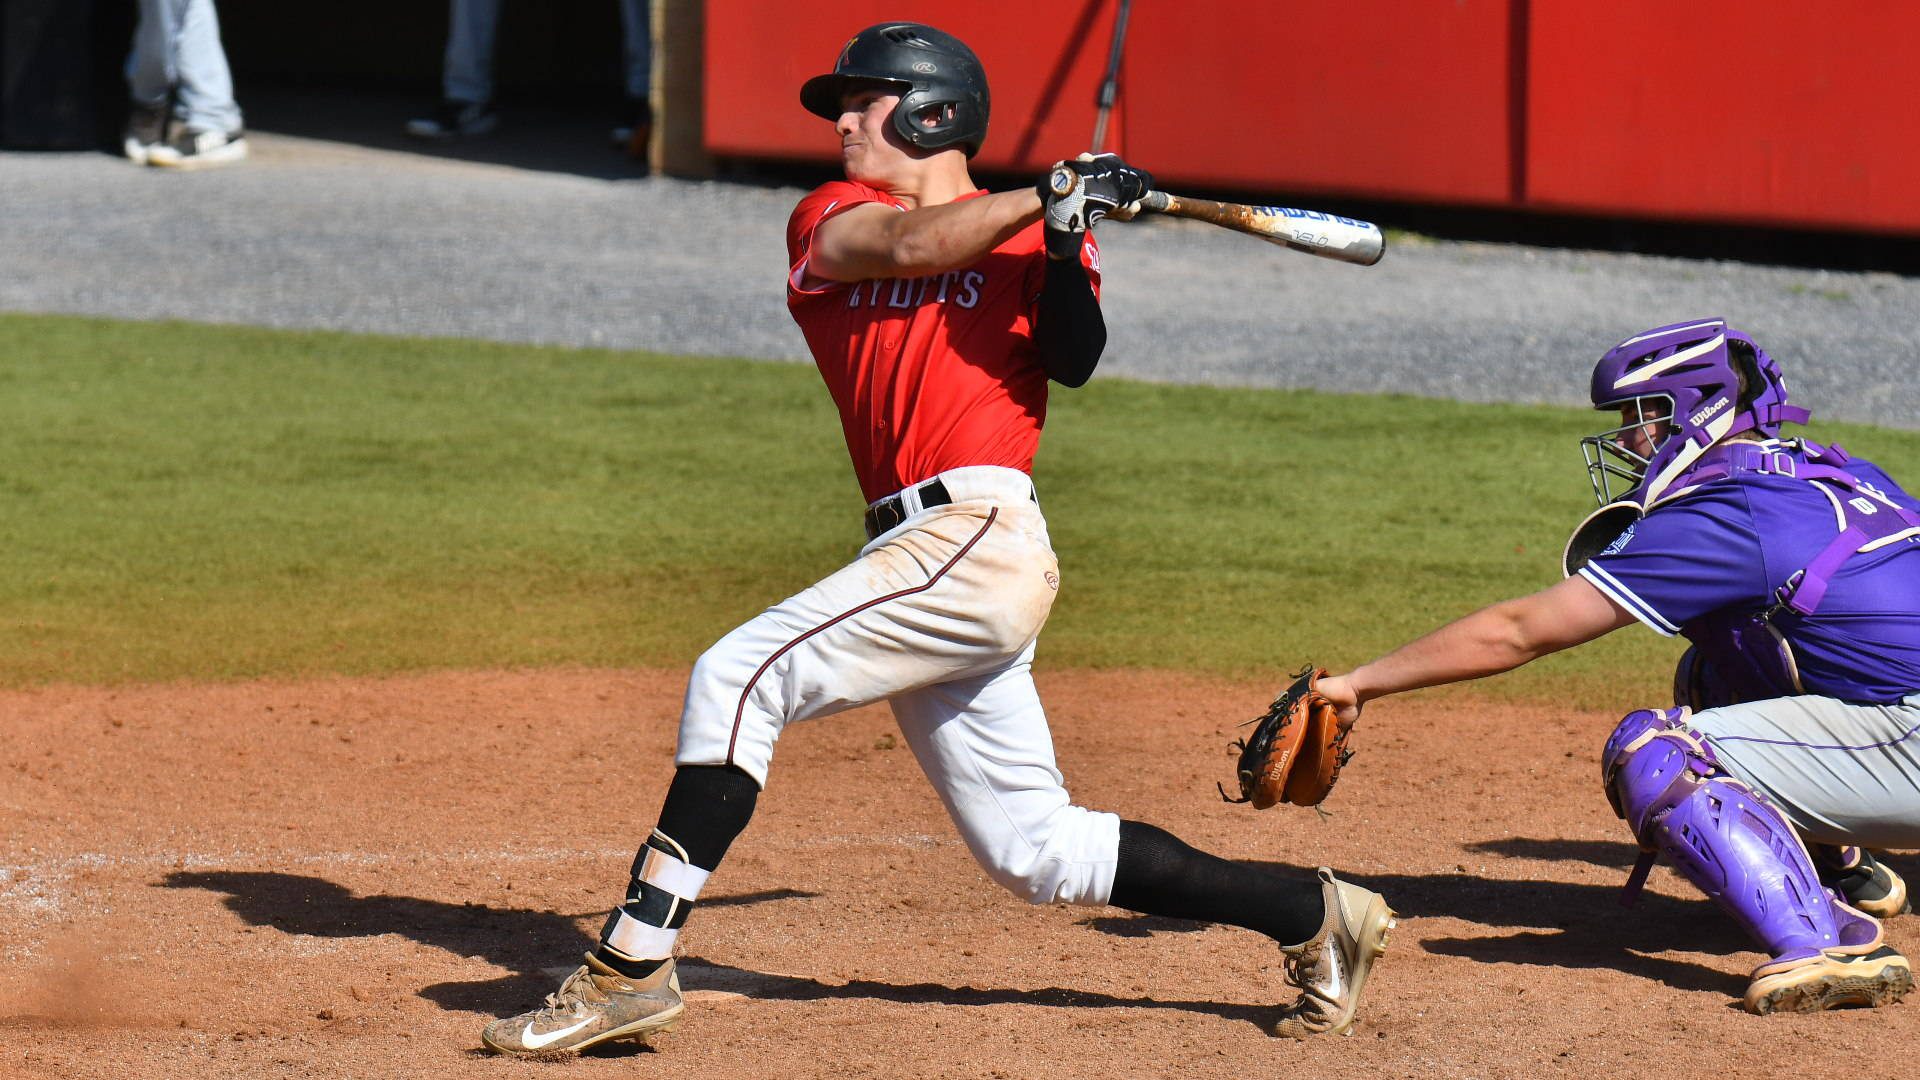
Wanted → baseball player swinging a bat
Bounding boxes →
[479,22,1394,1054]
[1285,319,1920,1015]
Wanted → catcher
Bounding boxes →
[1241,319,1920,1015]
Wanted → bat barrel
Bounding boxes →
[1139,191,1384,266]
[1251,206,1384,266]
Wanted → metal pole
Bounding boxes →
[1089,0,1133,153]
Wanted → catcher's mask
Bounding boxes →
[799,23,990,157]
[1578,318,1809,508]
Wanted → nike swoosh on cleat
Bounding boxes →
[1324,952,1349,1000]
[520,1015,595,1050]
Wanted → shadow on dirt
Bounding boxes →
[157,870,819,1016]
[163,850,1830,1017]
[671,956,1280,1029]
[1463,836,1642,869]
[1086,848,1747,995]
[1075,914,1209,938]
[156,870,1276,1029]
[1253,851,1756,998]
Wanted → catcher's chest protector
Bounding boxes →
[1673,441,1920,706]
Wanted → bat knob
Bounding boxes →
[1047,165,1078,198]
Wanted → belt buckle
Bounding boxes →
[866,497,901,540]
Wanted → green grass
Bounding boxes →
[4,313,1916,706]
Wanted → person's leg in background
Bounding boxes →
[147,0,245,167]
[121,0,177,163]
[613,0,653,158]
[407,0,503,139]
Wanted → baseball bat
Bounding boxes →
[1119,191,1385,266]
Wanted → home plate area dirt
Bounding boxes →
[4,668,1916,1079]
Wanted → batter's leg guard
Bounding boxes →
[1602,708,1911,1014]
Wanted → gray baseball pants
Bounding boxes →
[1691,693,1920,850]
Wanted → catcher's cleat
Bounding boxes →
[1744,946,1913,1015]
[1273,867,1395,1038]
[1813,845,1911,920]
[481,953,683,1055]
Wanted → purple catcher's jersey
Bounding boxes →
[1579,442,1920,703]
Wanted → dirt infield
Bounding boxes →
[5,668,1916,1079]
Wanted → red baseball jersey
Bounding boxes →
[786,180,1101,504]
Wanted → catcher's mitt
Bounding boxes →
[1220,666,1355,809]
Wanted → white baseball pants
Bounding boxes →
[674,466,1121,906]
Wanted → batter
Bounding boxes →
[1312,318,1920,1015]
[479,22,1394,1055]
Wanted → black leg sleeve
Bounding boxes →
[655,763,760,870]
[1108,820,1325,946]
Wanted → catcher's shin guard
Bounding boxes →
[1602,709,1910,1012]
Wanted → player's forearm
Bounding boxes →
[1340,576,1631,706]
[875,189,1042,275]
[1345,600,1545,704]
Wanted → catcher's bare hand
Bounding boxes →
[1315,672,1363,727]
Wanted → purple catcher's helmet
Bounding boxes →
[1581,318,1810,507]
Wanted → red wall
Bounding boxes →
[1121,1,1516,203]
[1525,3,1920,234]
[702,0,1125,171]
[704,1,1920,235]
[703,0,1514,203]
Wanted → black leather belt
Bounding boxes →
[864,477,952,540]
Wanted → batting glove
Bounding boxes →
[1038,152,1154,260]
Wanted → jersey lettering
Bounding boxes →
[845,270,988,312]
[844,269,990,311]
[953,270,983,309]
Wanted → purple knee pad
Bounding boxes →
[1602,708,1872,963]
[1601,707,1696,820]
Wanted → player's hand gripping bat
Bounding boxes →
[1113,191,1385,266]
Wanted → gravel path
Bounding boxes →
[4,131,1913,428]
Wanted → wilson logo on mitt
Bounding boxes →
[1220,666,1355,809]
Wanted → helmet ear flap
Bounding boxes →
[891,91,978,153]
[1725,338,1760,407]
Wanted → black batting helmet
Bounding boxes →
[799,23,990,157]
